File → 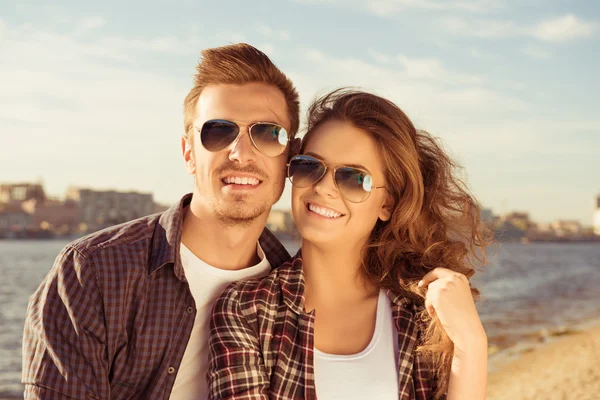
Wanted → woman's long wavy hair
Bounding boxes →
[301,88,493,399]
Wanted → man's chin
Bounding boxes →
[213,202,269,227]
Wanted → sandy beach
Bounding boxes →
[487,325,600,400]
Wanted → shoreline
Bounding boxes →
[487,320,600,400]
[487,315,600,370]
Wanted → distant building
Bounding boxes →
[0,203,33,234]
[594,195,600,236]
[503,212,531,231]
[551,220,583,237]
[22,198,81,235]
[66,187,154,232]
[0,183,45,204]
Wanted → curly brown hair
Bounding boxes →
[302,88,492,399]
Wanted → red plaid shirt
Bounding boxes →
[208,256,443,400]
[22,193,290,399]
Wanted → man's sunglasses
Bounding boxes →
[196,119,289,157]
[287,155,386,203]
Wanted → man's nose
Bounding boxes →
[228,129,258,164]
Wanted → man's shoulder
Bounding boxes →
[69,212,162,258]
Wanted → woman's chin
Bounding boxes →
[298,227,339,247]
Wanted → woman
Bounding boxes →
[208,89,491,400]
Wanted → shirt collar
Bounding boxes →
[278,254,307,315]
[148,193,191,280]
[147,193,290,281]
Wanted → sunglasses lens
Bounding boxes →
[250,123,289,156]
[200,120,239,152]
[288,156,325,187]
[335,167,372,202]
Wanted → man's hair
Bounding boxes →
[183,43,300,142]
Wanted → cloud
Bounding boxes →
[531,14,597,42]
[77,16,106,31]
[229,33,248,43]
[468,47,498,60]
[522,45,551,60]
[258,42,276,56]
[440,14,598,42]
[256,23,291,41]
[295,0,504,14]
[368,48,391,64]
[440,16,521,38]
[397,55,448,79]
[397,54,483,84]
[366,0,504,15]
[298,48,527,134]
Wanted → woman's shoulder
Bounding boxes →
[217,256,302,311]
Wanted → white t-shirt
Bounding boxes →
[169,242,271,400]
[314,290,399,400]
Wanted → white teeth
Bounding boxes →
[308,203,342,219]
[224,176,260,185]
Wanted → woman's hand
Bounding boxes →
[418,267,487,355]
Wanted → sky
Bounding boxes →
[1,0,599,225]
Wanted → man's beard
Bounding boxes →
[199,163,285,227]
[213,194,268,227]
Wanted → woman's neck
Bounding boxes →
[301,239,378,310]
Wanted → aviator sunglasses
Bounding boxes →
[287,155,386,203]
[195,119,289,157]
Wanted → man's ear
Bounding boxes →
[288,138,302,161]
[182,136,195,174]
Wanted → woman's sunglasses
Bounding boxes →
[287,155,386,203]
[196,119,289,157]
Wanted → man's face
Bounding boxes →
[183,83,290,226]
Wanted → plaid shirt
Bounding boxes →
[22,193,290,399]
[208,256,443,400]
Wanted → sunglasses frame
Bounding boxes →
[193,119,290,157]
[287,154,386,203]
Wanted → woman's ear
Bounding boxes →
[378,192,395,222]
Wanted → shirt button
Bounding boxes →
[168,366,176,375]
[186,306,194,314]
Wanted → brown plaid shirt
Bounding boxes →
[22,193,291,399]
[208,257,443,400]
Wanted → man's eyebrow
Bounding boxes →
[304,151,369,171]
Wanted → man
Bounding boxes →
[22,43,300,399]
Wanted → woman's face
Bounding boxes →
[291,119,394,247]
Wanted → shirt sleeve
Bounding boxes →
[207,283,270,400]
[22,245,109,399]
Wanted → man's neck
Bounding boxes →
[180,202,268,271]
